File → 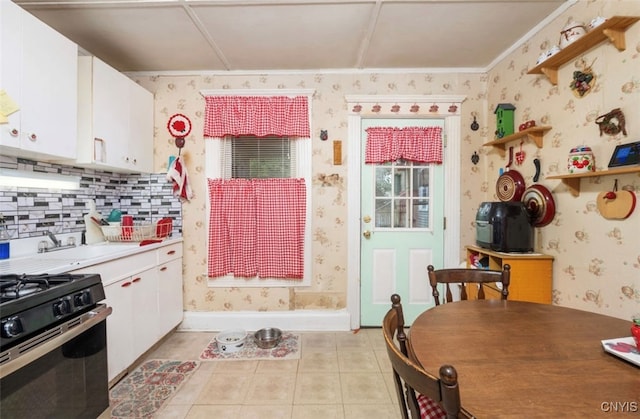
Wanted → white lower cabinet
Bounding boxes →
[72,242,183,383]
[157,243,184,337]
[129,267,159,360]
[103,275,134,382]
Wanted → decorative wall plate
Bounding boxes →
[167,113,192,138]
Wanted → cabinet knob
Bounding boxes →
[27,132,37,141]
[9,128,19,137]
[160,266,168,272]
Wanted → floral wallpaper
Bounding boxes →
[134,0,639,323]
[486,0,640,321]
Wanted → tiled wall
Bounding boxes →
[0,156,182,240]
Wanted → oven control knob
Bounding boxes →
[2,318,23,338]
[74,291,92,307]
[53,299,72,317]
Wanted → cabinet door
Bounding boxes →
[127,82,154,172]
[104,278,135,382]
[0,0,22,150]
[19,6,77,159]
[92,57,129,168]
[157,258,183,337]
[0,1,77,160]
[131,267,159,359]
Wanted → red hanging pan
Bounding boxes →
[496,146,526,202]
[521,158,556,227]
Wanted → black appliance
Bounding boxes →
[0,273,112,419]
[476,201,534,252]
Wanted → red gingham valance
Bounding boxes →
[365,126,443,164]
[203,95,310,138]
[207,178,306,280]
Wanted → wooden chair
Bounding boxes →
[427,264,510,305]
[383,294,472,419]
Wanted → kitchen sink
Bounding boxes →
[35,243,140,260]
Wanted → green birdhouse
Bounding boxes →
[494,103,516,139]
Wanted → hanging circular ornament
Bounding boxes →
[167,113,192,138]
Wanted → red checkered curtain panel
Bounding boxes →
[207,178,306,280]
[207,179,257,278]
[203,96,310,137]
[364,126,443,164]
[254,178,306,279]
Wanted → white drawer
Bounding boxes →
[72,250,157,285]
[158,242,183,264]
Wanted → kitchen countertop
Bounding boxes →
[0,237,183,275]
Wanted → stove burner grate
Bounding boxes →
[0,273,82,301]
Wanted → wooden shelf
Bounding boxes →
[547,166,640,196]
[483,126,552,157]
[528,16,640,85]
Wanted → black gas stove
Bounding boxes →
[0,273,105,352]
[0,272,111,418]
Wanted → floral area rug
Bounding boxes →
[109,359,199,418]
[199,332,300,361]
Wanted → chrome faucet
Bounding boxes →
[39,230,76,253]
[45,230,60,247]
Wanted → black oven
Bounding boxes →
[0,273,112,419]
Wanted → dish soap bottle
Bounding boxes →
[0,215,10,260]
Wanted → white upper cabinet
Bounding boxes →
[0,1,78,161]
[77,56,154,173]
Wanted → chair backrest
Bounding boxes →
[428,264,510,305]
[383,294,469,419]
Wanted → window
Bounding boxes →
[374,159,432,229]
[205,135,311,287]
[223,136,296,179]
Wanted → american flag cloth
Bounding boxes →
[203,96,310,138]
[166,156,194,201]
[364,127,443,164]
[417,393,447,419]
[207,178,306,280]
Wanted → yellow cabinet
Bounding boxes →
[466,245,553,304]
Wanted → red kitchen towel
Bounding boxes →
[167,156,193,201]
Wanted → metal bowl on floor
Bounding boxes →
[254,328,282,349]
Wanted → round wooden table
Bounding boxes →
[409,300,639,418]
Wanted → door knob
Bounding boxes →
[363,230,371,239]
[363,215,371,223]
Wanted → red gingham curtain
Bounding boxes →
[207,178,306,280]
[203,96,310,138]
[365,126,443,164]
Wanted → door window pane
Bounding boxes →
[373,160,432,229]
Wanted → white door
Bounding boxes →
[360,118,445,326]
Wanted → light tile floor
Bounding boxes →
[100,328,403,419]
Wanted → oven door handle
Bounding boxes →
[0,304,112,379]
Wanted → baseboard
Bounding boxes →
[178,309,352,332]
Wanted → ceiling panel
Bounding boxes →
[15,0,570,73]
[191,3,375,70]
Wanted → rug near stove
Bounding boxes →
[109,359,199,418]
[199,332,300,361]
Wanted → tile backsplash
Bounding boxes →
[0,156,182,240]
